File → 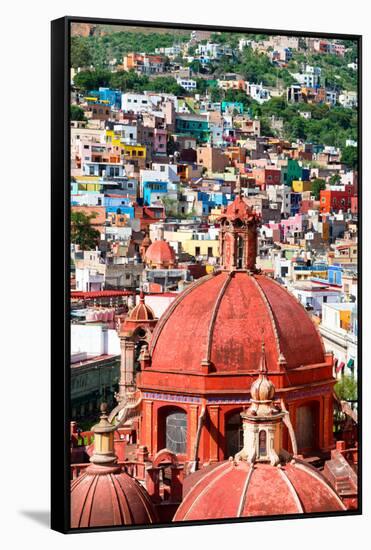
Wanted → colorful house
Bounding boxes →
[175,114,210,143]
[320,184,355,213]
[143,181,168,206]
[292,180,313,193]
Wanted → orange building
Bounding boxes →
[320,185,355,213]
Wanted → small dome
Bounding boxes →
[250,376,275,401]
[173,459,345,521]
[128,291,155,322]
[71,463,158,528]
[145,239,175,267]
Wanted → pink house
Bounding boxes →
[280,213,304,240]
[154,128,167,155]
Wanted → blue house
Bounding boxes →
[221,101,244,114]
[143,181,168,206]
[88,88,122,109]
[290,193,301,215]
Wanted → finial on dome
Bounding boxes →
[139,288,145,303]
[90,401,117,466]
[259,341,268,375]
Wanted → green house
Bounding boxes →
[175,114,210,143]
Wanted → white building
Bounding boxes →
[238,38,252,51]
[71,323,120,361]
[319,303,357,379]
[339,91,357,109]
[292,71,321,88]
[121,92,158,114]
[247,82,271,104]
[266,184,291,216]
[75,267,105,293]
[176,77,197,91]
[196,43,233,59]
[290,282,341,315]
[140,163,180,184]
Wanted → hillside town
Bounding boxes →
[69,24,358,528]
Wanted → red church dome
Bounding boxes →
[173,458,345,521]
[149,271,325,374]
[71,404,158,529]
[145,239,176,268]
[71,463,158,528]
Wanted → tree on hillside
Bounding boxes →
[311,178,326,200]
[71,36,93,69]
[71,211,100,250]
[341,146,358,169]
[209,87,223,103]
[73,69,111,91]
[329,174,341,185]
[70,105,86,121]
[145,76,185,96]
[161,197,178,217]
[335,374,357,402]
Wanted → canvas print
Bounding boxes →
[68,21,359,529]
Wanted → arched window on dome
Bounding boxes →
[158,406,187,455]
[237,235,244,269]
[296,401,319,453]
[259,429,267,457]
[225,410,243,458]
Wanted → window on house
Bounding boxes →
[195,246,200,256]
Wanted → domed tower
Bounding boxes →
[136,196,335,465]
[173,360,346,522]
[144,238,176,269]
[116,290,157,403]
[218,194,260,271]
[71,403,158,528]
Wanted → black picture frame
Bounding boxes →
[51,15,362,534]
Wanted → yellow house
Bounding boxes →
[121,144,146,161]
[208,206,223,223]
[106,129,122,147]
[339,309,351,331]
[163,229,220,259]
[74,176,101,192]
[292,180,313,193]
[182,239,220,258]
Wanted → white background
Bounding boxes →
[1,0,369,546]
